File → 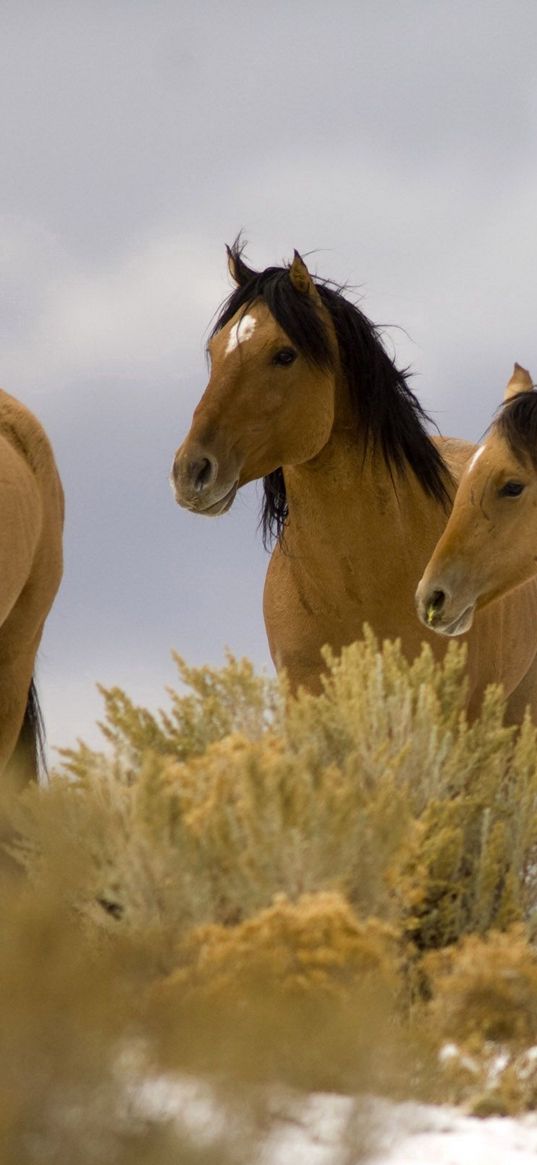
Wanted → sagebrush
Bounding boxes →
[3,633,537,1161]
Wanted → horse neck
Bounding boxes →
[281,382,447,588]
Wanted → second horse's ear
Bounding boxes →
[288,250,319,298]
[504,362,534,401]
[226,241,256,287]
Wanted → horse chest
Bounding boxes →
[263,543,425,689]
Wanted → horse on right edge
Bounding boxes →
[416,364,537,692]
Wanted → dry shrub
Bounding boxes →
[426,925,537,1045]
[3,630,537,1141]
[173,891,398,1001]
[0,847,404,1162]
[14,633,537,949]
[94,652,279,765]
[151,892,409,1095]
[0,874,245,1165]
[423,926,537,1114]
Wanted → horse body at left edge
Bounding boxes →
[0,389,63,789]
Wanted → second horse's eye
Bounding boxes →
[498,480,525,498]
[272,348,297,367]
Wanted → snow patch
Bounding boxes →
[132,1074,537,1164]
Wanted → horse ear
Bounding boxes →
[288,250,320,300]
[504,362,534,401]
[226,243,256,287]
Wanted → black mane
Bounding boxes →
[496,390,537,470]
[211,244,451,546]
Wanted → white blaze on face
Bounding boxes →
[225,313,257,355]
[467,444,485,475]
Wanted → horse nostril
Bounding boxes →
[426,589,446,624]
[191,455,216,494]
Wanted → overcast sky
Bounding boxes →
[2,0,537,755]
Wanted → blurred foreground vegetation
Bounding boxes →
[2,631,537,1161]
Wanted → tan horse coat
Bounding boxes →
[173,250,537,723]
[0,389,63,786]
[263,411,537,722]
[416,365,537,693]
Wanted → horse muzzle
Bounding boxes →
[170,443,239,516]
[415,578,476,637]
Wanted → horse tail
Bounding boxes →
[10,679,47,787]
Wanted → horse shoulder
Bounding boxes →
[263,543,331,691]
[263,543,296,669]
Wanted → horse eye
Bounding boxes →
[272,348,297,367]
[498,481,525,498]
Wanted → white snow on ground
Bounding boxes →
[357,1098,537,1165]
[134,1075,537,1164]
[263,1094,537,1165]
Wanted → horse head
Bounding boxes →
[416,364,537,635]
[171,245,337,519]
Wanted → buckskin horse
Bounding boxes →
[172,243,537,721]
[416,364,537,644]
[0,389,63,788]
